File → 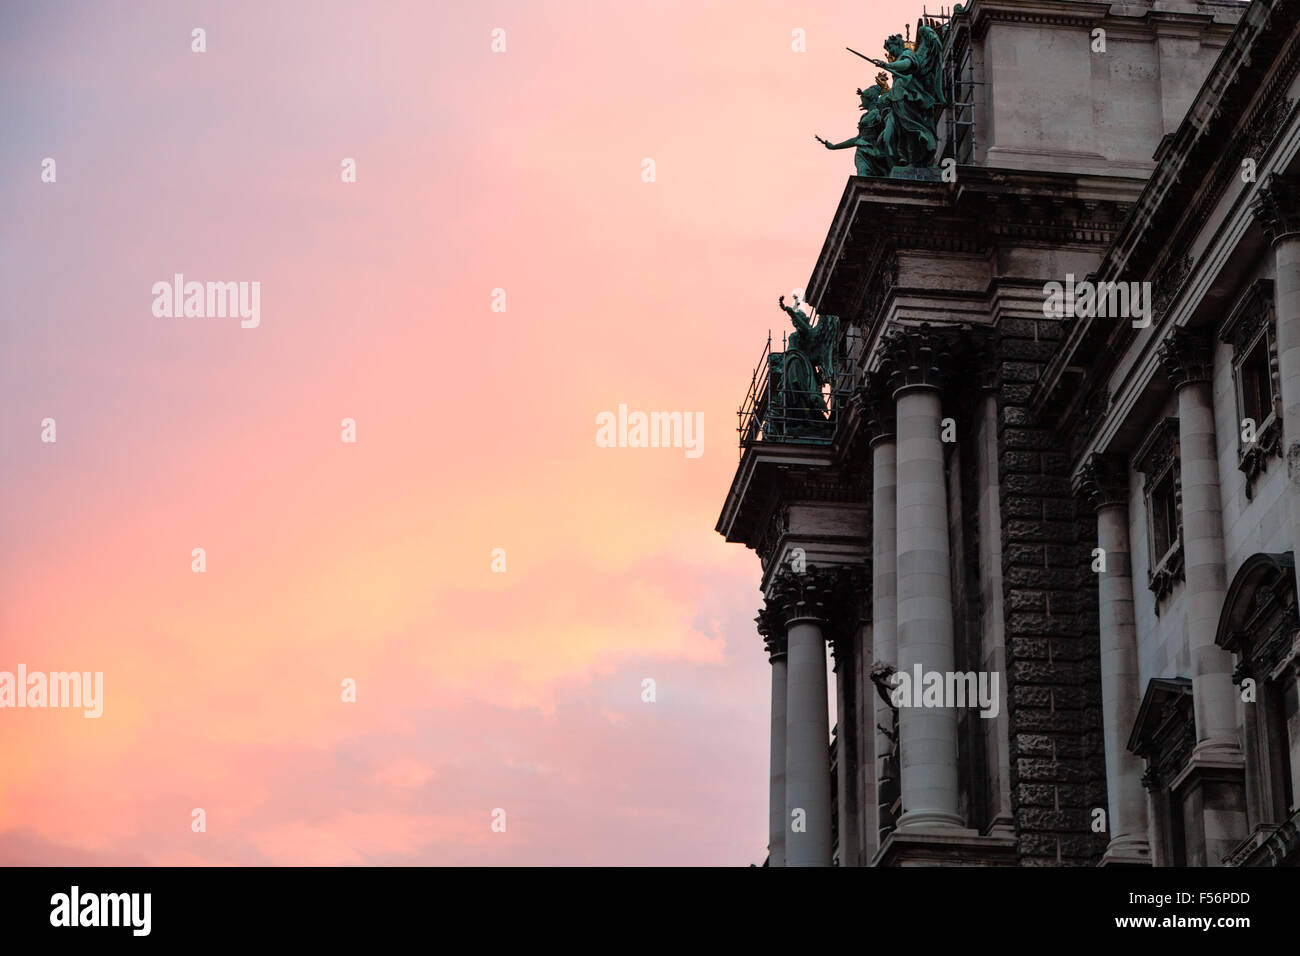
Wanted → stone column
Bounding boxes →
[827,567,868,866]
[884,326,964,829]
[1074,453,1150,864]
[775,569,833,866]
[829,630,856,866]
[1253,174,1300,597]
[757,606,787,867]
[862,374,900,842]
[1157,329,1240,754]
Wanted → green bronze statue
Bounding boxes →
[825,20,947,175]
[815,81,891,178]
[865,26,945,170]
[768,296,840,437]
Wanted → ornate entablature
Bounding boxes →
[1068,385,1111,461]
[1134,417,1184,607]
[1150,254,1195,328]
[757,506,790,572]
[1129,678,1196,793]
[1219,279,1282,497]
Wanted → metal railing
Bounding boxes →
[736,333,842,458]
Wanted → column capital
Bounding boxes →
[854,372,895,445]
[770,564,866,629]
[825,565,871,666]
[1251,173,1300,246]
[1073,452,1129,512]
[1156,327,1213,389]
[756,604,788,661]
[770,566,833,626]
[879,322,958,397]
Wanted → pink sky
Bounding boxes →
[0,0,921,864]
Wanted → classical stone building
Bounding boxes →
[718,0,1300,866]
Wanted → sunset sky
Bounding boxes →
[1,0,920,865]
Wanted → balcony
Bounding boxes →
[736,333,843,459]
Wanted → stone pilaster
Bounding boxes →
[881,325,964,829]
[772,567,835,866]
[757,605,788,867]
[1073,453,1151,865]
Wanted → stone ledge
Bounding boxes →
[871,827,1019,866]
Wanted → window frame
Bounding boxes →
[1220,279,1281,499]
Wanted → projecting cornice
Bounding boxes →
[960,0,1238,42]
[965,0,1111,39]
[805,167,1138,336]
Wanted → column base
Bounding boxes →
[1190,738,1244,762]
[1099,836,1151,867]
[896,809,966,830]
[871,827,1017,866]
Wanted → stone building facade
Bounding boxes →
[718,0,1300,866]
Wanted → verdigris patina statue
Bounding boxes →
[767,296,840,437]
[865,25,945,170]
[815,76,892,178]
[825,20,947,176]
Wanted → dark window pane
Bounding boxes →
[1241,337,1272,425]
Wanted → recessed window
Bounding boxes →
[1150,470,1180,566]
[1239,334,1274,428]
[1221,279,1281,498]
[1134,418,1184,606]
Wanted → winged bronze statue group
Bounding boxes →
[815,22,947,177]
